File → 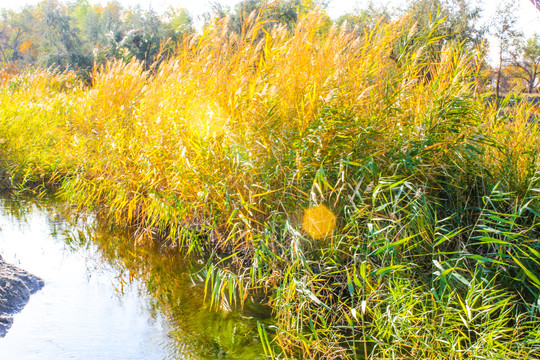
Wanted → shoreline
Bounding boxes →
[0,255,44,337]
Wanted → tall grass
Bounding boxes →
[0,7,539,358]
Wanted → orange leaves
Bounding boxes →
[19,40,32,53]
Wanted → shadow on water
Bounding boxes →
[0,192,272,359]
[68,222,273,360]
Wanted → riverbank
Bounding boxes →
[0,10,539,359]
[0,255,44,337]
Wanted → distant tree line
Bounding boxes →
[0,0,537,93]
[0,0,193,75]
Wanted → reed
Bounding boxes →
[0,7,539,358]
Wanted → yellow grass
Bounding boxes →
[1,8,540,359]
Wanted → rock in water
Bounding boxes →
[0,254,44,337]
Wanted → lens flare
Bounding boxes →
[187,101,228,138]
[302,204,336,239]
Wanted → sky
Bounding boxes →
[0,0,538,33]
[0,0,539,62]
[0,0,538,26]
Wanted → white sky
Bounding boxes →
[1,0,538,31]
[0,0,539,63]
[0,0,538,26]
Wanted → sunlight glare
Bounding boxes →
[302,204,336,239]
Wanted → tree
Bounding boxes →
[0,8,40,66]
[404,0,484,46]
[204,0,327,34]
[385,0,486,84]
[510,34,540,93]
[490,0,522,98]
[0,0,192,74]
[335,2,391,32]
[164,7,192,38]
[37,0,92,72]
[117,7,166,67]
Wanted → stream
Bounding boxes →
[0,194,268,359]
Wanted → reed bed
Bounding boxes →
[0,8,540,359]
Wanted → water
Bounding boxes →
[0,195,268,359]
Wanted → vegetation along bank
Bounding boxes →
[0,3,540,359]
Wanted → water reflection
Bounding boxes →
[0,193,269,359]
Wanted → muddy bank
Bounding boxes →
[0,255,44,337]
